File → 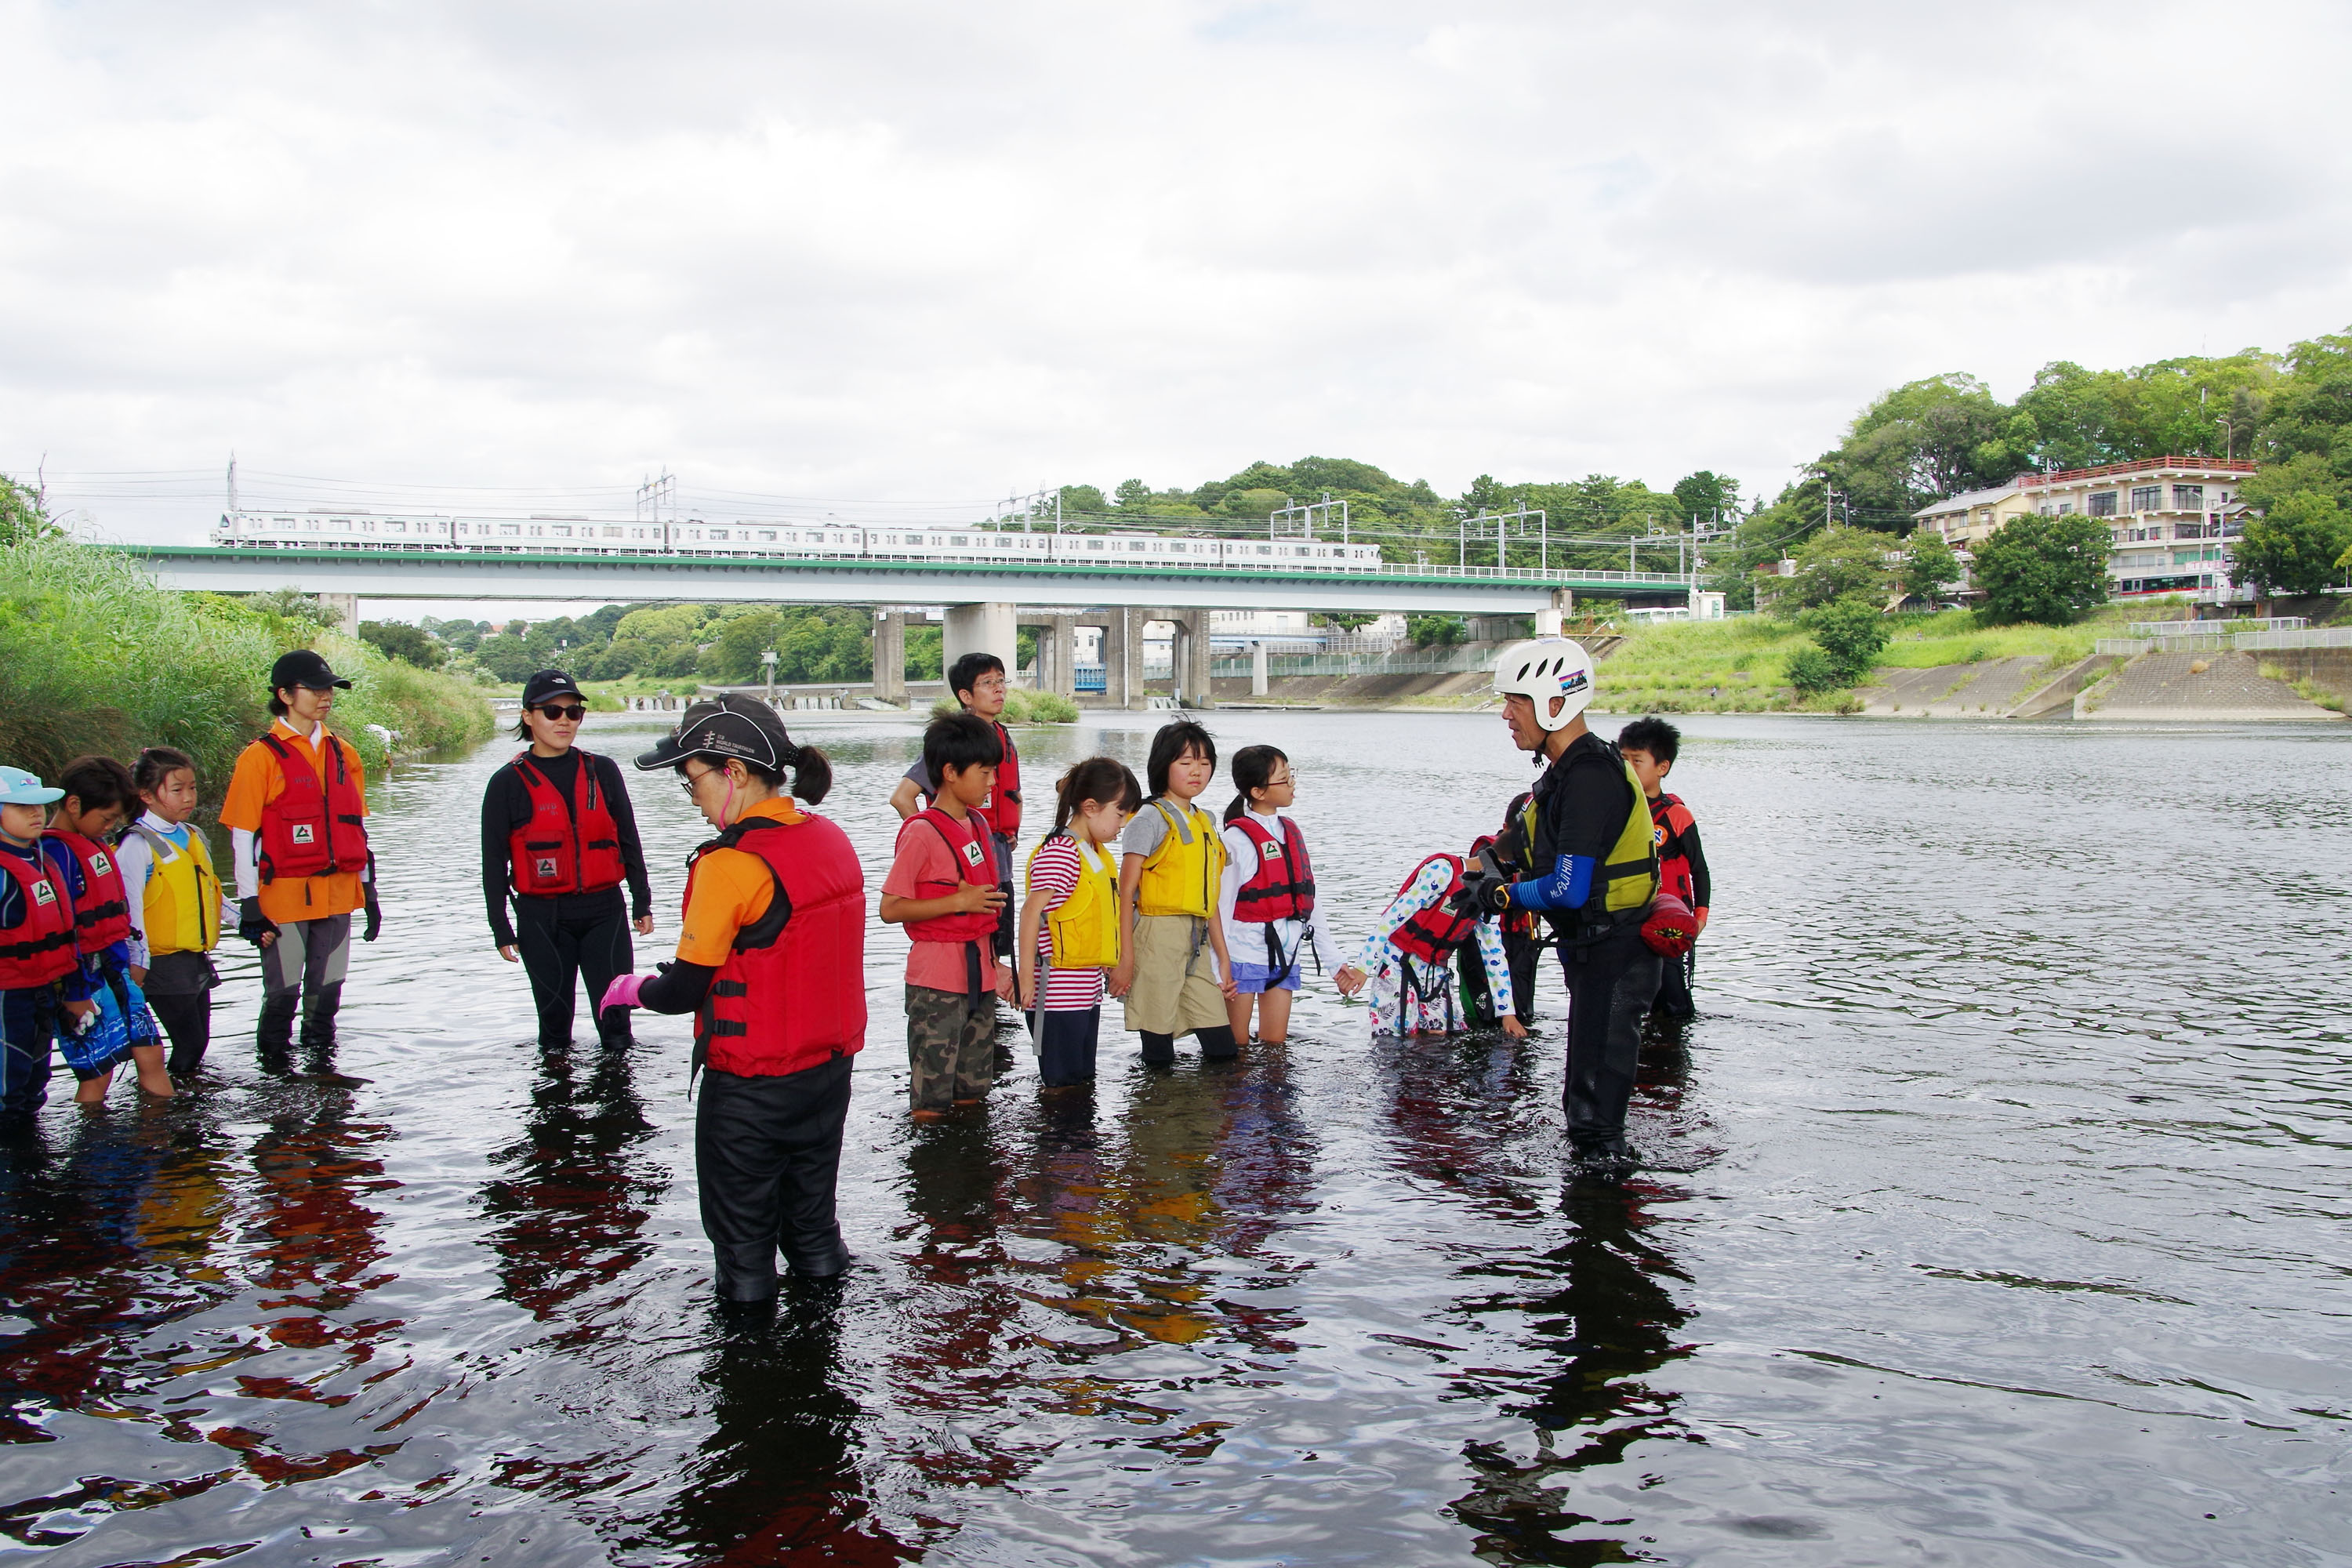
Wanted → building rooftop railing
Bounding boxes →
[2127,617,2306,636]
[2015,456,2258,488]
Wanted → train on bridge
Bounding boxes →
[212,511,1386,573]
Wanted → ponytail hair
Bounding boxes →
[1223,744,1287,825]
[788,745,832,805]
[1051,756,1142,837]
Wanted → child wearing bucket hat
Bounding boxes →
[0,765,85,1125]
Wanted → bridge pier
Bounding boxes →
[1103,608,1141,710]
[1176,609,1214,709]
[872,609,906,706]
[943,602,1018,686]
[1537,588,1572,637]
[1015,612,1077,700]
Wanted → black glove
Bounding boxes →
[238,897,279,948]
[361,879,382,942]
[1448,868,1510,918]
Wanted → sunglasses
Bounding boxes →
[537,703,587,722]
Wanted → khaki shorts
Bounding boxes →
[1123,914,1229,1036]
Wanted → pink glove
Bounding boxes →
[600,973,648,1011]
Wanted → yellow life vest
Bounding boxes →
[1514,754,1658,918]
[131,822,221,955]
[1134,798,1226,918]
[1028,833,1119,968]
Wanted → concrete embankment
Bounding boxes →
[1857,649,2342,721]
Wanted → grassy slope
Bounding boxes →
[1595,604,2151,714]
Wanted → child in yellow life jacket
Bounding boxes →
[1016,757,1142,1089]
[118,747,235,1077]
[1110,720,1240,1065]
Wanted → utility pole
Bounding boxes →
[224,454,236,517]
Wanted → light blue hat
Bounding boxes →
[0,766,65,806]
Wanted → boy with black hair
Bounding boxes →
[0,765,80,1126]
[881,713,1012,1116]
[891,652,1022,961]
[1617,717,1710,1019]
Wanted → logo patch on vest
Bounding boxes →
[1260,842,1283,866]
[31,880,56,906]
[90,851,111,875]
[291,824,316,845]
[960,840,985,868]
[535,857,559,880]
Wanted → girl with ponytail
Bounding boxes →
[1015,757,1142,1088]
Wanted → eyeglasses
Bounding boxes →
[538,703,587,722]
[678,768,715,799]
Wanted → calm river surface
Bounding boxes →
[2,711,2347,1566]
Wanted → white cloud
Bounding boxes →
[4,0,2349,540]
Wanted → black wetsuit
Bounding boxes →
[1522,731,1661,1160]
[481,750,654,1047]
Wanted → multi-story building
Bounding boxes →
[1912,456,2258,601]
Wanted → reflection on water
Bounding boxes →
[3,713,2349,1564]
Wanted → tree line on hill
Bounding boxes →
[357,603,956,687]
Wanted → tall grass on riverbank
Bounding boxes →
[0,537,492,809]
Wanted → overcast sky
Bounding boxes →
[6,0,2350,544]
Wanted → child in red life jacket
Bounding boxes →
[881,713,1012,1116]
[0,765,88,1125]
[45,756,171,1102]
[891,652,1022,964]
[1217,745,1366,1047]
[1349,843,1526,1040]
[601,695,864,1302]
[1617,717,1710,1019]
[1015,757,1142,1089]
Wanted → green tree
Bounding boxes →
[1828,373,2018,517]
[1112,479,1152,509]
[1408,614,1466,648]
[474,633,539,684]
[1779,526,1893,614]
[704,609,782,682]
[1671,470,1740,526]
[1973,514,2111,624]
[1899,530,1962,605]
[1,475,60,546]
[2238,492,2352,596]
[1806,597,1893,683]
[1787,646,1842,695]
[245,586,343,629]
[358,621,446,669]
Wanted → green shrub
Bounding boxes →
[1003,688,1079,724]
[1787,646,1842,694]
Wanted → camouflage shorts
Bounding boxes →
[906,985,996,1111]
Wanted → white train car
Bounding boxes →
[211,511,1385,572]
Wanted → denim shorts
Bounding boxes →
[1229,960,1300,994]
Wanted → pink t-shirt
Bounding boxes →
[1026,835,1108,1011]
[884,811,1004,995]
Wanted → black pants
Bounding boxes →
[515,896,633,1047]
[1653,944,1696,1018]
[1557,924,1662,1155]
[695,1055,855,1301]
[1030,1007,1099,1087]
[1503,924,1544,1025]
[150,990,213,1076]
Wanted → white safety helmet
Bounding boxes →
[1492,637,1595,731]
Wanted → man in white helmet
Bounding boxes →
[1454,637,1661,1177]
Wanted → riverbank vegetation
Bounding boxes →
[0,535,492,811]
[403,601,958,688]
[927,689,1079,724]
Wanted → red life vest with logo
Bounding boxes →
[506,751,626,896]
[0,846,78,988]
[255,731,368,882]
[1230,815,1316,924]
[1652,793,1697,907]
[1389,852,1479,964]
[43,830,132,953]
[897,808,1000,946]
[687,812,867,1077]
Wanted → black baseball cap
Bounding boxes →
[269,649,352,692]
[522,669,585,707]
[634,693,800,771]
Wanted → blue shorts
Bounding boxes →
[1229,960,1300,994]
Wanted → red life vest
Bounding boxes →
[0,846,78,988]
[254,731,368,883]
[43,830,132,953]
[506,751,626,896]
[687,813,868,1077]
[1230,815,1316,924]
[1389,853,1479,964]
[921,720,1021,840]
[1652,793,1697,907]
[897,808,999,944]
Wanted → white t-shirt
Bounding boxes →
[1217,808,1341,975]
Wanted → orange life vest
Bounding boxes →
[254,731,368,882]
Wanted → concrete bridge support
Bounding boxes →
[1102,608,1142,710]
[1175,609,1214,709]
[1537,588,1573,637]
[1250,640,1269,697]
[1032,613,1078,699]
[943,601,1018,684]
[872,609,907,706]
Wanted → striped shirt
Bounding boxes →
[1027,835,1109,1011]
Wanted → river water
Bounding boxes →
[2,711,2346,1566]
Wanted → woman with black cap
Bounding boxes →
[598,693,866,1304]
[479,669,655,1051]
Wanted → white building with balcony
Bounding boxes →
[1912,456,2257,601]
